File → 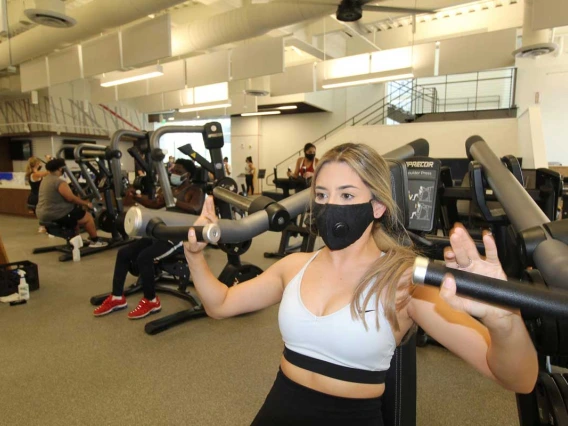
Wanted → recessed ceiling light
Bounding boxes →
[178,102,231,113]
[241,111,281,117]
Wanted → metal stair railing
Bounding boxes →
[266,80,428,187]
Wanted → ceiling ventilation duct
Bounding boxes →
[513,0,557,58]
[0,0,187,69]
[24,0,76,28]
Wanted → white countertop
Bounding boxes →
[0,182,30,190]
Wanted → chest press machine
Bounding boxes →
[124,129,434,425]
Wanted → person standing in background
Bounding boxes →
[167,156,176,173]
[245,156,255,196]
[25,157,50,233]
[223,157,232,177]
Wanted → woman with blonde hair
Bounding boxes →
[184,143,537,425]
[25,156,49,232]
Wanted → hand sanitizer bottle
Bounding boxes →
[17,270,29,301]
[70,235,83,262]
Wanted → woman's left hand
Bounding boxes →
[440,224,514,327]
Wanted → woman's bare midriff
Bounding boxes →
[280,357,385,399]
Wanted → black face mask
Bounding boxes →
[305,153,316,161]
[312,201,375,250]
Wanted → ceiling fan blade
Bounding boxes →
[362,5,435,14]
[344,20,370,35]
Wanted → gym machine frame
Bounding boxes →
[415,136,568,426]
[125,138,435,426]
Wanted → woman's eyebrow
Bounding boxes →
[315,185,359,190]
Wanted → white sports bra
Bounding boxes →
[279,251,396,384]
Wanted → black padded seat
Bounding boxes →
[39,221,77,241]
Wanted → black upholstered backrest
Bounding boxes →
[383,161,417,426]
[388,160,410,229]
[382,335,417,426]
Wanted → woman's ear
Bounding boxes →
[371,200,386,219]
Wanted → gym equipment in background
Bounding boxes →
[263,138,430,259]
[415,136,568,426]
[32,143,132,262]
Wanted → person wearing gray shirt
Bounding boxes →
[36,158,107,248]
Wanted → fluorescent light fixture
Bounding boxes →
[178,102,231,113]
[168,117,175,121]
[100,65,163,87]
[371,48,412,73]
[322,68,414,89]
[194,82,229,104]
[325,53,370,80]
[275,105,297,110]
[241,111,281,117]
[290,46,304,57]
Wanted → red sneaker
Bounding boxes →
[128,297,161,320]
[93,295,127,317]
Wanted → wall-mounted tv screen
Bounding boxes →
[9,140,33,160]
[62,140,96,160]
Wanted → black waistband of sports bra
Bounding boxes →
[283,347,387,384]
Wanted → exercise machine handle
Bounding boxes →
[465,135,550,232]
[412,257,568,319]
[146,219,220,244]
[383,138,429,159]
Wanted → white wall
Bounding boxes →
[316,118,519,160]
[231,117,260,192]
[515,45,568,165]
[232,84,386,187]
[517,107,548,168]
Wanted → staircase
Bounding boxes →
[267,68,518,186]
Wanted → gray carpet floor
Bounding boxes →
[0,215,519,426]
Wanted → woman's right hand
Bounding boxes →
[184,196,218,255]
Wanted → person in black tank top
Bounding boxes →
[93,159,206,320]
[25,157,50,232]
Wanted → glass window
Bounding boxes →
[154,117,232,165]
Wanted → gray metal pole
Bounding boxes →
[109,129,148,213]
[465,135,550,231]
[74,143,106,201]
[533,240,568,290]
[55,145,87,198]
[383,138,429,159]
[212,187,253,212]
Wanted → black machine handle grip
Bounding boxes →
[146,219,221,244]
[412,257,568,319]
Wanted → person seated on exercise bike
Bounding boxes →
[35,158,108,248]
[94,158,205,319]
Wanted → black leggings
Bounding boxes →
[112,238,173,300]
[245,174,254,195]
[251,369,383,426]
